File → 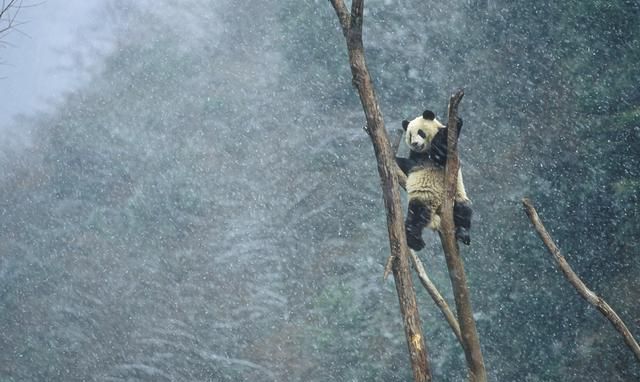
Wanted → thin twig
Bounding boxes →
[523,198,640,363]
[0,0,17,19]
[0,0,19,35]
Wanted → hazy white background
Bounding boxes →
[1,1,112,133]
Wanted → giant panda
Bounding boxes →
[395,109,472,251]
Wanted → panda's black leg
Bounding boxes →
[454,201,472,245]
[405,199,431,251]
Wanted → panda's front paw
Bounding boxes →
[455,227,471,246]
[406,231,426,251]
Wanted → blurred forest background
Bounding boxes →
[1,0,639,381]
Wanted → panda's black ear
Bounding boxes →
[402,120,409,131]
[422,110,435,120]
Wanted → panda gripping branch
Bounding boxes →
[396,109,473,251]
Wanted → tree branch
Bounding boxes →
[523,198,640,363]
[349,0,363,38]
[391,128,407,189]
[410,250,463,345]
[440,89,487,382]
[328,0,349,37]
[329,2,431,381]
[382,129,408,280]
[0,0,20,36]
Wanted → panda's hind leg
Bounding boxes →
[454,200,472,245]
[405,199,431,251]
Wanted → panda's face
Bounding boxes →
[402,110,444,153]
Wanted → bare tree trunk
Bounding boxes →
[439,90,488,382]
[328,1,431,380]
[523,198,640,363]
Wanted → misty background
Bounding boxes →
[1,0,638,381]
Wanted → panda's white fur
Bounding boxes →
[397,110,472,249]
[404,114,444,154]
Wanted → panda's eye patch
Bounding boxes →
[417,130,426,139]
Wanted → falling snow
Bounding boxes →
[0,1,639,381]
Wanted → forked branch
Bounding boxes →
[523,198,640,363]
[410,250,463,345]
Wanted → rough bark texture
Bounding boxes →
[523,198,640,363]
[329,1,431,380]
[440,90,488,382]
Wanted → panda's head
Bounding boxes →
[402,109,445,153]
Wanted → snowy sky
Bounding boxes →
[0,0,112,133]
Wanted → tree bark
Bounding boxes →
[439,90,488,382]
[523,198,640,363]
[329,1,431,380]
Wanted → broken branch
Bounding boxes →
[523,198,640,363]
